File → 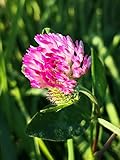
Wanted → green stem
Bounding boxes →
[92,122,100,153]
[36,138,54,160]
[91,83,100,153]
[67,139,75,160]
[34,138,42,159]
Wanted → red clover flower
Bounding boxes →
[22,33,91,104]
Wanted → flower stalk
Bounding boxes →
[67,139,75,160]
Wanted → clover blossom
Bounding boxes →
[22,33,91,96]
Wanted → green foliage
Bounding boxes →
[77,85,98,106]
[98,118,120,136]
[0,111,17,160]
[26,103,90,141]
[91,49,107,104]
[0,0,120,160]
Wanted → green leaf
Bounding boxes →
[91,49,107,103]
[26,103,90,141]
[98,118,120,136]
[42,27,51,34]
[40,104,68,112]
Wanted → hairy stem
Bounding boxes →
[92,123,100,153]
[94,133,116,159]
[91,86,100,153]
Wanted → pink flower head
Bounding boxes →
[22,33,91,94]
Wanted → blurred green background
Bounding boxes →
[0,0,120,159]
